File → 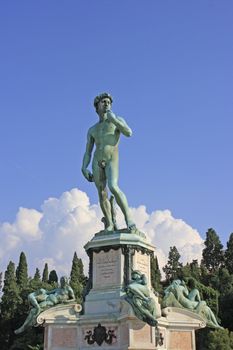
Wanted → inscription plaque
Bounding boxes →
[134,251,150,279]
[93,249,122,288]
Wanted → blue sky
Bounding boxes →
[0,1,233,273]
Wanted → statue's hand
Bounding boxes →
[106,110,116,121]
[82,168,94,182]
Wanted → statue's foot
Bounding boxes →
[105,224,115,232]
[14,327,24,335]
[127,221,136,232]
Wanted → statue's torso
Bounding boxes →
[90,120,120,162]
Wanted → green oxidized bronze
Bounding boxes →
[125,270,158,327]
[15,277,76,334]
[162,279,222,329]
[82,93,136,232]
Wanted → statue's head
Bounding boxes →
[60,276,68,287]
[173,279,182,285]
[94,92,113,113]
[131,270,142,280]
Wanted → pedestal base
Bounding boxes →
[41,303,156,350]
[40,305,205,350]
[40,232,205,350]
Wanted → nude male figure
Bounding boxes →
[15,277,75,334]
[82,92,135,231]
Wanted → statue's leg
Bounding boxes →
[208,308,221,327]
[92,160,114,231]
[106,160,135,230]
[14,309,38,334]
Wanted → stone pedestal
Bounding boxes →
[80,230,159,350]
[38,303,80,350]
[83,231,155,317]
[156,307,206,350]
[41,231,206,350]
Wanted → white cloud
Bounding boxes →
[142,209,204,264]
[0,188,204,280]
[1,207,42,240]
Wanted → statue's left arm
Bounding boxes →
[195,289,201,302]
[68,287,75,301]
[107,111,132,137]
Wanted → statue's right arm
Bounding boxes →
[195,289,201,302]
[82,129,94,182]
[141,274,148,285]
[28,292,41,311]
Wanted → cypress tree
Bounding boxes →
[0,271,2,292]
[202,228,224,273]
[42,263,49,283]
[34,268,41,281]
[0,261,22,349]
[163,246,183,283]
[48,270,58,285]
[16,251,28,289]
[77,257,86,285]
[1,261,21,318]
[16,252,30,325]
[150,254,162,293]
[70,252,86,302]
[225,233,233,274]
[29,268,43,290]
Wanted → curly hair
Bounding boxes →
[93,92,113,111]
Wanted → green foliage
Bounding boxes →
[196,328,233,350]
[0,271,3,291]
[180,260,202,282]
[1,261,22,319]
[16,252,28,289]
[213,267,233,330]
[179,263,192,280]
[210,267,233,295]
[219,291,233,331]
[163,246,183,283]
[42,263,49,283]
[150,254,162,293]
[0,261,22,349]
[29,268,42,290]
[70,252,86,303]
[190,259,202,281]
[225,233,233,274]
[34,268,41,281]
[195,280,219,315]
[205,328,233,350]
[202,228,224,273]
[200,263,212,285]
[8,328,44,350]
[48,269,58,287]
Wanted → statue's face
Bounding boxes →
[97,97,111,114]
[132,272,140,280]
[60,277,67,287]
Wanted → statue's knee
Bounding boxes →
[109,184,119,195]
[98,189,108,201]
